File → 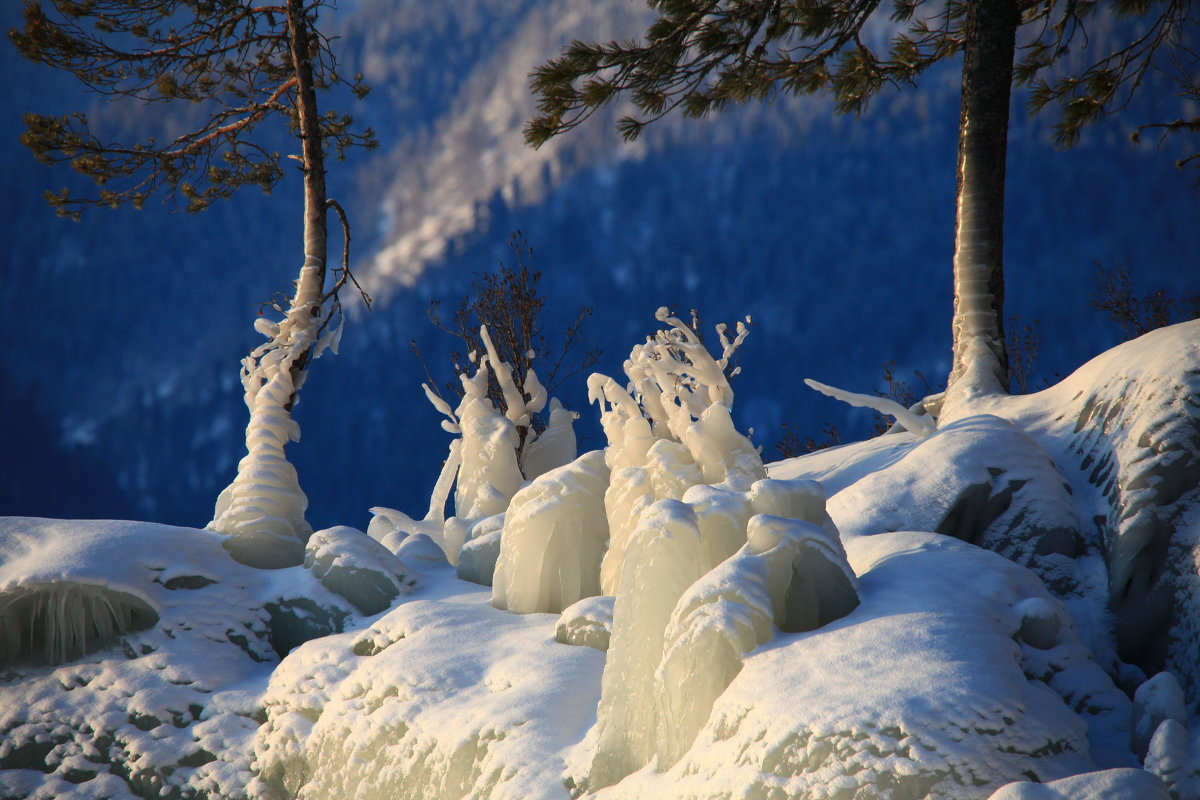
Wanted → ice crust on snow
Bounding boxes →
[0,518,360,799]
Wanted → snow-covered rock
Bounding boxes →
[987,767,1170,799]
[556,595,615,651]
[304,526,416,615]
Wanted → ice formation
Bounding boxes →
[521,397,580,480]
[745,513,860,633]
[492,450,609,613]
[209,265,338,569]
[589,308,762,595]
[375,324,581,568]
[0,583,158,667]
[652,543,774,770]
[366,436,461,554]
[452,356,524,520]
[590,500,709,790]
[804,376,937,436]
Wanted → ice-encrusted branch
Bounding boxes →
[804,378,936,437]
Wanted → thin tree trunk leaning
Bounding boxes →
[939,0,1018,421]
[208,0,330,569]
[287,0,329,386]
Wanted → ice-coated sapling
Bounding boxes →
[589,309,762,595]
[492,451,610,614]
[521,397,579,480]
[804,377,936,437]
[366,437,461,556]
[453,357,524,520]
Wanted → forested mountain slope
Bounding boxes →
[1,0,1195,529]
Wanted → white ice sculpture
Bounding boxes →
[590,500,708,790]
[210,265,339,569]
[492,451,610,614]
[651,509,859,773]
[588,308,763,595]
[682,476,838,578]
[453,356,524,520]
[390,325,578,566]
[590,481,858,786]
[366,438,462,557]
[600,439,704,595]
[521,397,579,481]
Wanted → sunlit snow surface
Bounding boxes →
[2,321,1199,800]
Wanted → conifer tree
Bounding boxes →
[526,0,1197,411]
[11,0,376,567]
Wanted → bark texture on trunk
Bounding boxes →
[287,0,327,279]
[941,0,1018,419]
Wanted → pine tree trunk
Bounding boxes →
[941,0,1018,418]
[208,1,330,567]
[286,0,328,392]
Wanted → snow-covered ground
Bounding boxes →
[2,319,1198,800]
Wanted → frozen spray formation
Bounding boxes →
[209,266,335,569]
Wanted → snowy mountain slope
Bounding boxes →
[3,0,1199,542]
[1,321,1198,800]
